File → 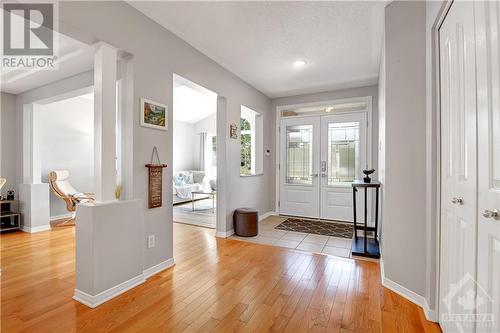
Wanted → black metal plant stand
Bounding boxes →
[351,180,381,258]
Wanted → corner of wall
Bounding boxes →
[379,258,438,322]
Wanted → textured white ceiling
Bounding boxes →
[173,75,217,123]
[1,32,94,95]
[129,1,385,98]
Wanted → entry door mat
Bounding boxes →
[275,218,353,238]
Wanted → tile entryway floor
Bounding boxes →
[229,215,352,258]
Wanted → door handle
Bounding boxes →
[310,173,319,177]
[451,197,464,205]
[321,173,327,177]
[481,209,499,219]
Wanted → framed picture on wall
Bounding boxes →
[140,98,167,131]
[229,122,238,139]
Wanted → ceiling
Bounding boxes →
[1,32,94,95]
[173,75,217,124]
[129,1,385,98]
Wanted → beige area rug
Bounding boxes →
[173,198,216,229]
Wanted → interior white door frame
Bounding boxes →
[21,54,135,198]
[22,85,94,184]
[172,73,227,237]
[431,0,454,321]
[274,96,373,215]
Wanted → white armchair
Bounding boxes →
[173,170,205,199]
[48,170,94,226]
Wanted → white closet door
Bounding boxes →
[475,2,500,331]
[439,1,478,332]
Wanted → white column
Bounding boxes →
[22,104,34,184]
[32,104,41,184]
[20,103,49,232]
[216,96,228,237]
[119,55,134,200]
[94,42,117,202]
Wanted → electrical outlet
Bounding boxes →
[148,235,155,249]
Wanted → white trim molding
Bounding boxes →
[216,229,234,238]
[259,211,277,221]
[143,258,175,279]
[74,258,175,308]
[73,274,145,308]
[380,258,438,322]
[49,213,73,221]
[21,224,51,233]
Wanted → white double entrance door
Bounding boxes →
[279,112,368,221]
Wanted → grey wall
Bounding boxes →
[270,84,379,209]
[37,96,94,218]
[193,113,217,173]
[0,92,17,197]
[55,1,273,270]
[378,1,427,298]
[173,115,217,173]
[194,113,216,134]
[14,71,94,185]
[173,120,197,172]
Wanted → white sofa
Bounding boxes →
[173,170,206,200]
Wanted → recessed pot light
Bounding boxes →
[293,60,306,68]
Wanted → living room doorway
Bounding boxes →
[172,74,217,229]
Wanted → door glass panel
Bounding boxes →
[286,125,313,185]
[328,121,359,184]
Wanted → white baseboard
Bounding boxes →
[423,300,438,322]
[259,211,277,221]
[380,258,438,322]
[21,224,51,233]
[74,258,175,308]
[50,213,72,221]
[216,229,234,238]
[73,273,145,308]
[143,258,175,279]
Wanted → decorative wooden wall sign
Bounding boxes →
[145,146,168,208]
[229,122,238,139]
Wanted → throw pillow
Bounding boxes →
[174,175,184,187]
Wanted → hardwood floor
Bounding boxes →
[1,222,441,332]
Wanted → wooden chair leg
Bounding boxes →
[54,217,75,227]
[53,212,76,227]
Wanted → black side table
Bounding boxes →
[1,200,20,233]
[351,180,380,258]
